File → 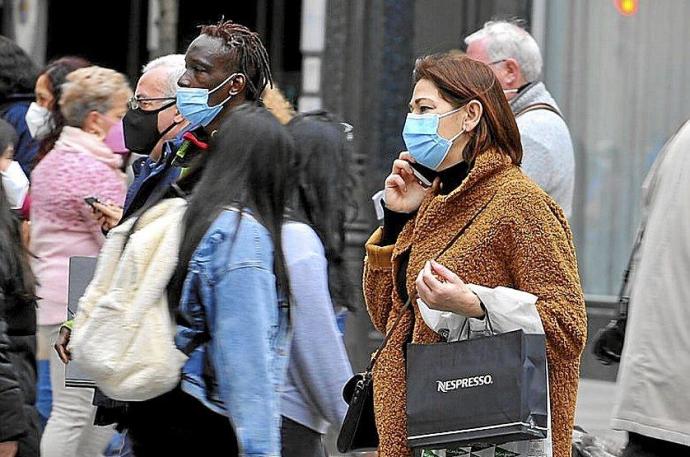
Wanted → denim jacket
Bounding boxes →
[175,208,290,456]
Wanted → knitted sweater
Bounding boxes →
[510,82,575,218]
[363,150,587,457]
[30,127,126,325]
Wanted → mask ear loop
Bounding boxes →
[208,72,245,107]
[438,106,464,119]
[441,106,467,143]
[158,119,180,138]
[449,124,466,142]
[208,72,241,95]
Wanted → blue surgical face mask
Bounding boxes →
[176,72,241,127]
[402,107,465,170]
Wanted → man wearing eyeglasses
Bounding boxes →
[465,20,575,218]
[91,54,189,230]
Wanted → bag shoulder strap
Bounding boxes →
[515,102,563,120]
[366,192,497,372]
[617,226,645,319]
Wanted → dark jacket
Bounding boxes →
[0,96,40,177]
[122,139,183,219]
[0,289,39,456]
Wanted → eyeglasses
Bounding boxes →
[127,96,176,110]
[487,59,507,66]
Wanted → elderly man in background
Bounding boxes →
[466,20,575,218]
[91,54,189,229]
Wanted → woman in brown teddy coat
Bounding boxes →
[363,52,587,457]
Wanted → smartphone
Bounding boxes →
[409,161,438,188]
[83,196,101,209]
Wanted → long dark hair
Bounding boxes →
[173,105,296,304]
[34,56,91,165]
[0,35,37,100]
[414,52,523,165]
[0,179,35,307]
[287,111,356,311]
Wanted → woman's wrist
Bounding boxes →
[467,292,486,319]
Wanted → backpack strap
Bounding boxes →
[515,102,563,119]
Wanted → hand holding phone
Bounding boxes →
[90,201,123,232]
[384,151,431,213]
[84,196,101,210]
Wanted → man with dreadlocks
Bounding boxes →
[114,22,287,457]
[53,19,279,457]
[175,19,272,133]
[103,19,274,224]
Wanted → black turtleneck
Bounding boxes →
[437,160,470,195]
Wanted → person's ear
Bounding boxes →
[83,111,107,140]
[503,58,522,85]
[463,100,483,132]
[228,74,246,96]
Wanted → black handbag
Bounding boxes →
[592,227,644,365]
[337,371,377,450]
[337,197,495,453]
[337,299,415,452]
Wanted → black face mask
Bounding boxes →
[122,100,177,154]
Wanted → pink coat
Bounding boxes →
[30,126,126,326]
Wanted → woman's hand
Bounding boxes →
[54,326,72,364]
[92,202,123,232]
[416,260,484,318]
[384,152,437,213]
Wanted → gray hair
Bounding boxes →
[465,20,543,82]
[141,54,186,98]
[60,66,132,127]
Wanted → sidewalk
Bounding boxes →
[575,378,627,450]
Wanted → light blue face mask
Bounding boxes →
[402,107,465,170]
[176,72,241,127]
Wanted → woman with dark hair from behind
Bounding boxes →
[126,105,295,457]
[280,112,354,456]
[0,36,38,176]
[0,139,39,455]
[26,56,91,165]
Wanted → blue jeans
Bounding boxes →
[35,359,52,429]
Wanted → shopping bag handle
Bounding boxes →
[458,304,495,340]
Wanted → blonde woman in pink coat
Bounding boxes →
[30,66,131,457]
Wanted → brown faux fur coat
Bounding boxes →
[363,150,587,457]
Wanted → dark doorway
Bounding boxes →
[177,0,302,104]
[45,0,148,82]
[177,2,257,52]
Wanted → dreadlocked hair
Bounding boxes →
[201,20,273,101]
